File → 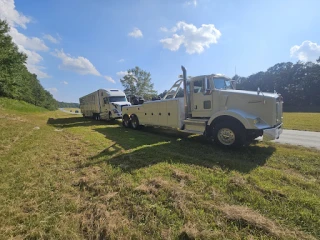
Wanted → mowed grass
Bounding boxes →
[283,112,320,132]
[1,99,319,239]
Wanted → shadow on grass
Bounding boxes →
[47,116,120,128]
[47,117,275,173]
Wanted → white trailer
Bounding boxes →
[122,66,283,147]
[79,89,131,120]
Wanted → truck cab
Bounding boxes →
[183,72,283,146]
[100,89,131,120]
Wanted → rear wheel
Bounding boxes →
[213,121,246,147]
[122,115,131,128]
[131,115,140,130]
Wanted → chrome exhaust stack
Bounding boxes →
[181,65,189,120]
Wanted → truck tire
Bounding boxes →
[213,121,246,147]
[93,114,100,121]
[131,115,140,130]
[122,115,131,128]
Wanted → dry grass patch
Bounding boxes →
[219,204,315,240]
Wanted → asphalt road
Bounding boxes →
[58,108,82,115]
[259,129,320,150]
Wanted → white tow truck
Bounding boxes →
[121,66,283,147]
[80,89,131,120]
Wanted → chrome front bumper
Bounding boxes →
[263,124,283,141]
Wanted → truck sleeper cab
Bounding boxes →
[122,66,283,147]
[80,89,131,121]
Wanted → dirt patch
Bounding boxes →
[171,169,194,184]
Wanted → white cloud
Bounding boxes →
[0,0,30,28]
[43,34,59,44]
[160,26,178,33]
[185,0,197,6]
[9,27,49,51]
[160,21,221,54]
[62,81,68,85]
[104,76,116,84]
[46,87,58,99]
[0,0,50,78]
[290,40,320,62]
[116,71,128,77]
[118,59,125,63]
[47,87,58,93]
[160,27,168,32]
[160,34,185,52]
[128,27,143,38]
[53,49,101,76]
[15,43,50,78]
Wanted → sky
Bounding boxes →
[1,0,320,103]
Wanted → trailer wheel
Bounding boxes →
[122,115,131,128]
[213,121,245,147]
[131,115,140,130]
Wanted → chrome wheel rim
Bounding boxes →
[124,118,129,127]
[217,128,235,145]
[132,119,137,128]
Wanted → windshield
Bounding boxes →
[109,96,127,102]
[213,78,233,90]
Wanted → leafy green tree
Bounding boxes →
[120,66,157,100]
[0,19,57,110]
[237,60,320,109]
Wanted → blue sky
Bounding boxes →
[1,0,320,102]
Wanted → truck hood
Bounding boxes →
[111,101,131,108]
[220,89,279,99]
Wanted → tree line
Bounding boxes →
[57,101,80,108]
[235,59,320,111]
[0,20,57,110]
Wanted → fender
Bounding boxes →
[207,109,258,129]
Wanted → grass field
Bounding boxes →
[1,98,320,239]
[283,112,320,132]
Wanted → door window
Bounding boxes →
[103,97,109,105]
[193,79,204,93]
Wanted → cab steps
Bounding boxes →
[182,118,208,134]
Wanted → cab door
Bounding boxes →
[100,96,110,119]
[191,77,213,118]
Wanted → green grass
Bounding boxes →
[283,112,320,132]
[0,97,47,113]
[1,99,319,239]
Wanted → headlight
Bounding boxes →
[113,109,118,113]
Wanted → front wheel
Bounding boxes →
[213,121,246,147]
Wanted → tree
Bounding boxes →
[120,66,157,100]
[237,60,320,109]
[317,56,320,63]
[0,19,57,110]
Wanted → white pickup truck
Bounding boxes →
[121,66,283,147]
[80,89,131,120]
